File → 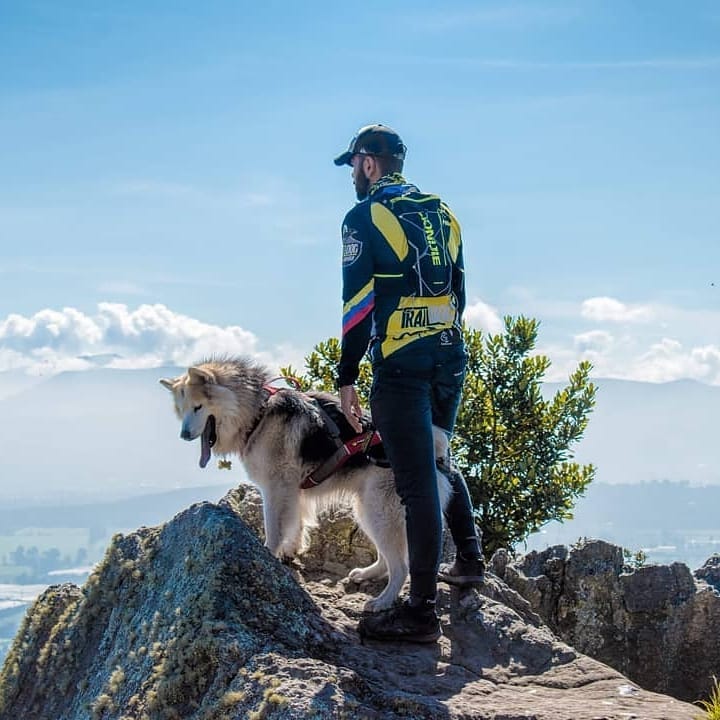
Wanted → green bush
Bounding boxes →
[283,316,596,557]
[696,676,720,720]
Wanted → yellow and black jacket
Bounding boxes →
[337,174,465,387]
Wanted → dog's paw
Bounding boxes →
[275,546,304,566]
[347,567,367,584]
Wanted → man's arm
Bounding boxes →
[337,209,375,388]
[337,209,374,432]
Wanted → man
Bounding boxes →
[334,124,484,643]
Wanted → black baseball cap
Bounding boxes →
[333,124,407,166]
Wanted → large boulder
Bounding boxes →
[0,493,697,720]
[492,539,720,702]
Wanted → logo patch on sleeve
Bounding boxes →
[342,225,363,266]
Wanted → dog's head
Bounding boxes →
[160,365,223,468]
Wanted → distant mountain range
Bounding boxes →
[0,484,230,535]
[545,377,719,486]
[0,367,718,505]
[0,366,239,505]
[525,480,720,570]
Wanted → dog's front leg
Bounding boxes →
[261,491,283,557]
[261,487,302,560]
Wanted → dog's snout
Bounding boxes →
[180,428,192,441]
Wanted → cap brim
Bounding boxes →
[333,151,353,167]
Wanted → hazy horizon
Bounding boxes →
[1,366,718,507]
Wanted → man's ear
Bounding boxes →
[363,155,374,177]
[188,366,216,385]
[159,377,176,391]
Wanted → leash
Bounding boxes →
[265,375,303,391]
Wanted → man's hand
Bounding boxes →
[339,384,363,434]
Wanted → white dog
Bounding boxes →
[161,356,451,611]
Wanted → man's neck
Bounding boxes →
[368,173,408,196]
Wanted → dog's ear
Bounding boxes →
[188,366,216,385]
[159,377,176,391]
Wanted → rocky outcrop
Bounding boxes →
[695,553,720,590]
[0,488,698,720]
[491,539,720,703]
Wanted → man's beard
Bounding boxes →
[354,172,370,201]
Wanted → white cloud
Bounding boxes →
[2,298,718,388]
[471,291,720,385]
[581,297,655,324]
[539,332,720,387]
[0,308,103,352]
[630,339,720,385]
[0,303,300,376]
[464,298,504,334]
[573,329,614,353]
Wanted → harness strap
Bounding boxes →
[312,398,343,444]
[301,430,382,489]
[243,378,385,489]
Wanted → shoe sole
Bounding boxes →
[437,571,484,588]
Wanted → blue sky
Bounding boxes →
[1,0,719,383]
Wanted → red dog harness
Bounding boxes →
[300,428,383,489]
[248,377,383,490]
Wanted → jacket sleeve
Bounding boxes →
[337,207,375,387]
[444,203,466,318]
[453,233,466,318]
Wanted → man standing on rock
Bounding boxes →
[334,124,484,642]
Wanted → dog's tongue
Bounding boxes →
[199,415,216,469]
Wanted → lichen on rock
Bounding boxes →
[0,495,702,720]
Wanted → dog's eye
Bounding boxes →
[193,404,202,413]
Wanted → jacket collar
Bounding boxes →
[368,173,418,199]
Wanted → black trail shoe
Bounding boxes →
[438,555,485,588]
[357,601,441,643]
